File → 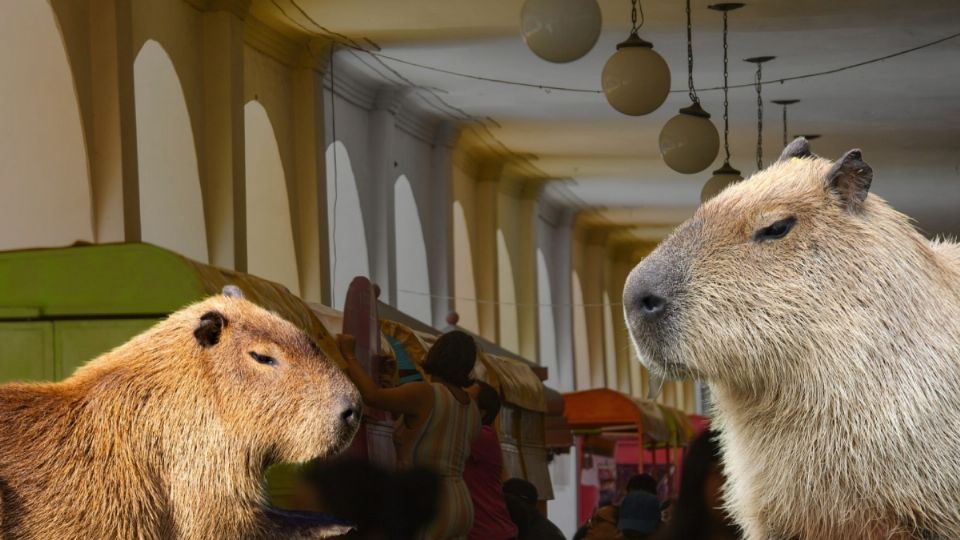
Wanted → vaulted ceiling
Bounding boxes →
[257,0,960,239]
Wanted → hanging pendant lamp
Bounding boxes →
[602,0,670,116]
[771,99,800,146]
[701,3,744,203]
[659,0,719,174]
[745,55,775,170]
[521,0,602,63]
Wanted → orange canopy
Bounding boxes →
[562,388,693,445]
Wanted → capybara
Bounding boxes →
[0,288,360,539]
[624,138,960,539]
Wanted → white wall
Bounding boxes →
[548,451,579,538]
[135,40,208,263]
[0,1,93,250]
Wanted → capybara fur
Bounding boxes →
[624,138,960,539]
[0,292,361,539]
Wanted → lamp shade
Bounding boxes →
[521,0,602,63]
[700,162,742,203]
[659,103,720,174]
[602,35,671,116]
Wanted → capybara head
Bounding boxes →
[624,138,936,392]
[167,289,361,464]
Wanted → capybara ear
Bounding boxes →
[222,285,244,299]
[825,149,873,213]
[195,311,228,348]
[777,137,814,162]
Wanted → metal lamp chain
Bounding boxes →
[686,0,698,104]
[631,0,644,33]
[722,11,730,163]
[755,63,763,170]
[782,105,788,146]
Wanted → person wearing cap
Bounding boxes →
[617,491,662,539]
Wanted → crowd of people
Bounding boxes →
[324,329,735,540]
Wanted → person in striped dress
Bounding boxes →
[340,330,482,539]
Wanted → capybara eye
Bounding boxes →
[754,217,796,242]
[248,352,279,366]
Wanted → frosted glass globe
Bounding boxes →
[660,106,720,174]
[602,39,671,116]
[701,165,742,203]
[521,0,602,63]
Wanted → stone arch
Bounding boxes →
[394,175,432,324]
[453,200,479,332]
[244,101,300,294]
[572,269,590,390]
[498,229,519,353]
[0,1,93,250]
[134,39,207,262]
[603,290,618,390]
[537,248,558,384]
[326,141,370,309]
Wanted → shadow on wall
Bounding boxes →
[0,1,93,250]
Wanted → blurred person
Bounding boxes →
[298,456,441,540]
[584,504,623,540]
[340,330,481,540]
[652,429,741,540]
[463,381,518,540]
[502,478,564,540]
[618,491,662,539]
[626,473,658,496]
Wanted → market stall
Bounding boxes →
[562,388,696,524]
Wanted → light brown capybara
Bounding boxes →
[624,138,960,539]
[0,287,360,539]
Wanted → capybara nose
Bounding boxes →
[637,292,667,320]
[338,397,361,428]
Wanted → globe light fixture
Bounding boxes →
[701,3,744,203]
[602,0,670,116]
[521,0,602,63]
[659,0,719,174]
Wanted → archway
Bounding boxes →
[453,200,479,332]
[537,248,558,383]
[498,230,519,353]
[0,2,92,250]
[325,141,370,309]
[394,175,431,323]
[572,270,590,390]
[244,101,300,295]
[135,40,207,262]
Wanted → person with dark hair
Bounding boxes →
[339,330,481,539]
[501,478,565,540]
[463,381,517,540]
[626,474,658,496]
[651,429,741,540]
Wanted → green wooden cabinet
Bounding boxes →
[0,322,54,383]
[53,319,159,380]
[0,319,159,383]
